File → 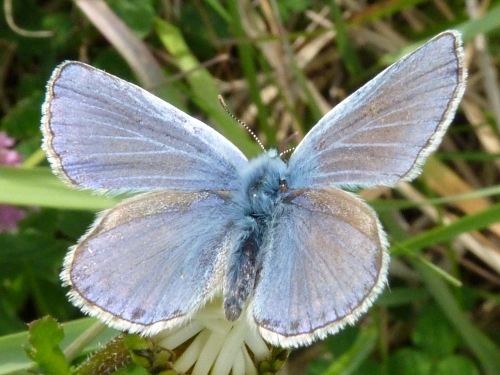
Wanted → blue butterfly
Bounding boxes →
[42,30,466,348]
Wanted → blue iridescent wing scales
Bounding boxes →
[288,31,466,189]
[42,61,247,192]
[252,187,389,348]
[61,191,236,335]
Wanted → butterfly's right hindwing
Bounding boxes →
[252,187,389,348]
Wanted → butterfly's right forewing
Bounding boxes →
[288,31,466,190]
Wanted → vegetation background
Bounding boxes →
[0,0,500,374]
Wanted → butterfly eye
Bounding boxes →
[279,178,288,193]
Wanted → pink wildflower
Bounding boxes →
[0,132,25,232]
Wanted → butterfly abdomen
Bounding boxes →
[223,221,261,321]
[223,151,288,321]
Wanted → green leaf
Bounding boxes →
[114,365,149,375]
[0,230,65,279]
[329,0,362,77]
[413,261,500,375]
[323,325,360,355]
[124,334,151,369]
[394,200,500,255]
[435,356,480,375]
[411,305,460,358]
[276,0,311,21]
[388,349,432,375]
[226,1,274,145]
[1,91,44,138]
[107,0,156,39]
[25,316,69,375]
[350,0,427,25]
[0,318,118,374]
[460,4,500,41]
[381,5,500,66]
[73,335,131,375]
[376,287,429,307]
[351,359,382,375]
[42,13,74,49]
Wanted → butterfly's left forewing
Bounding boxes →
[252,188,389,348]
[42,62,247,193]
[62,190,237,335]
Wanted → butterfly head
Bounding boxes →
[233,149,288,219]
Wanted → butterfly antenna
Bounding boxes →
[279,147,295,158]
[218,95,266,151]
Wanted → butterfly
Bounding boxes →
[41,30,466,348]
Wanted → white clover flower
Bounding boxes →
[151,299,286,375]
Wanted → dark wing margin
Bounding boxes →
[288,30,466,189]
[252,188,389,348]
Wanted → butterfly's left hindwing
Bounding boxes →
[62,191,236,335]
[252,188,389,348]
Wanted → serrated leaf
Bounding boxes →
[25,316,69,375]
[0,318,118,374]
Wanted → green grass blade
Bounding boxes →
[226,1,274,145]
[329,0,362,77]
[324,327,378,375]
[0,166,119,211]
[155,18,259,157]
[413,261,500,375]
[393,200,500,255]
